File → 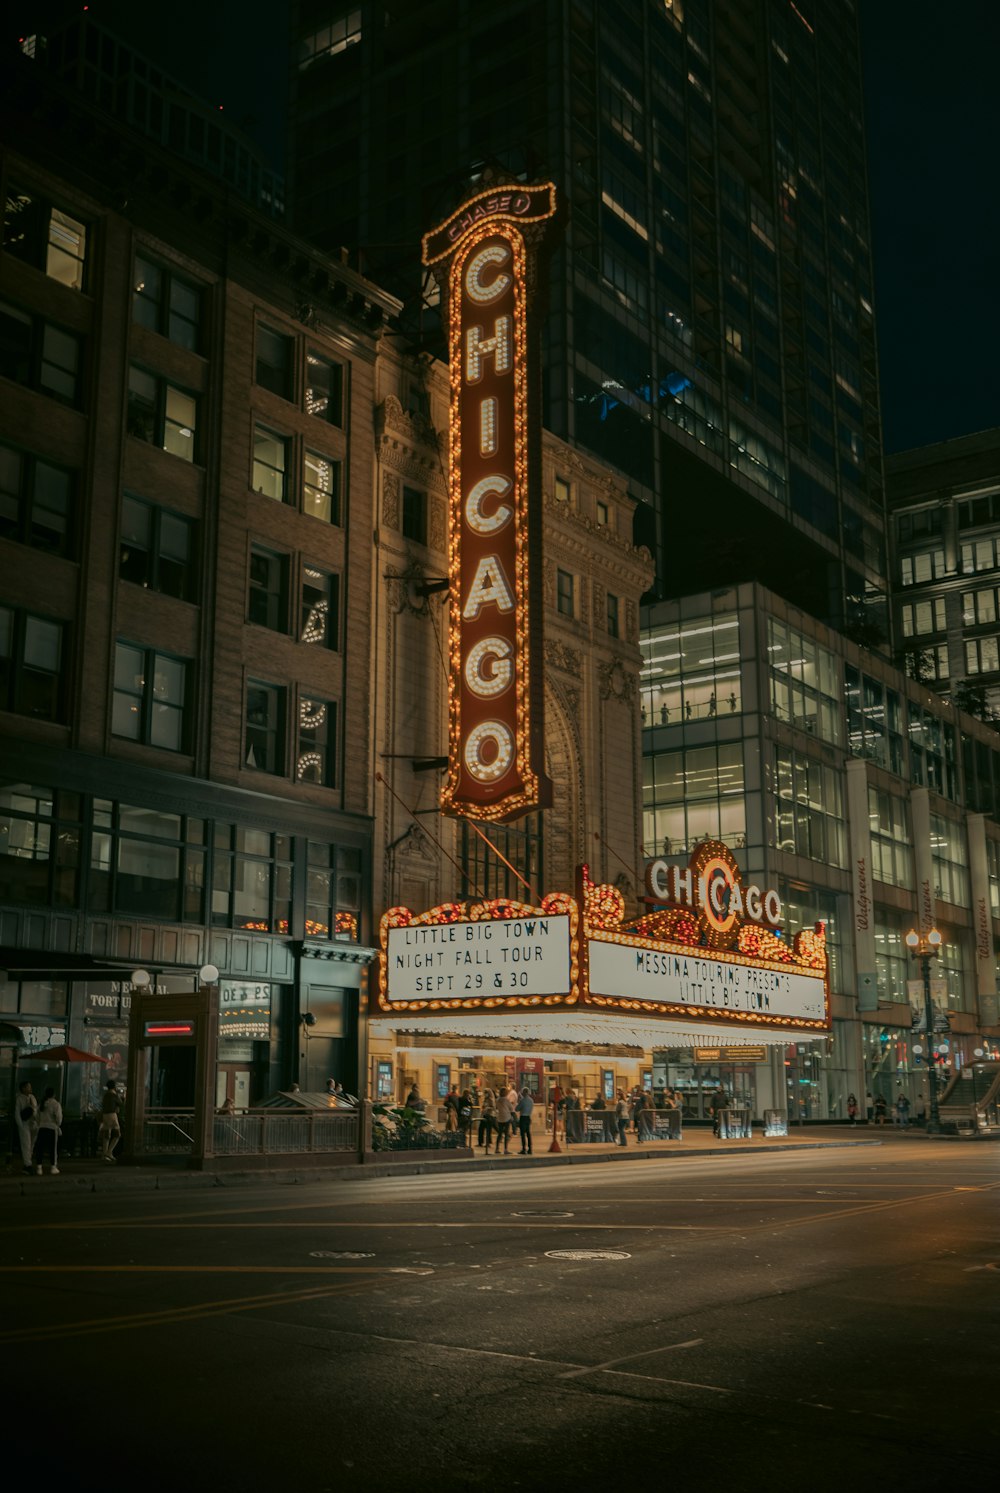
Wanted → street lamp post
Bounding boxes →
[905,927,943,1135]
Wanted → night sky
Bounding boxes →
[9,1,999,456]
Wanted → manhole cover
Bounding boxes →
[512,1210,574,1218]
[309,1250,374,1259]
[544,1248,631,1262]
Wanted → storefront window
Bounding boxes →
[640,612,741,726]
[0,781,80,907]
[87,799,203,921]
[768,618,842,744]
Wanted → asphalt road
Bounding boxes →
[2,1142,997,1490]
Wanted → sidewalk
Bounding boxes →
[5,1121,981,1195]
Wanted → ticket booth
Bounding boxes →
[124,983,219,1165]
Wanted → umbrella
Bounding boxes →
[26,1045,109,1064]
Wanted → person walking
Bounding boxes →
[615,1090,629,1147]
[479,1087,496,1151]
[35,1087,63,1175]
[457,1089,474,1145]
[495,1086,514,1154]
[98,1079,122,1162]
[516,1087,534,1154]
[15,1080,38,1176]
[895,1093,911,1128]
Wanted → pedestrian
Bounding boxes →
[479,1087,497,1151]
[874,1092,887,1126]
[404,1082,425,1112]
[14,1080,38,1176]
[444,1084,460,1132]
[615,1090,629,1147]
[847,1092,858,1125]
[728,692,737,712]
[865,1090,874,1123]
[34,1087,63,1175]
[567,1087,584,1144]
[516,1088,534,1154]
[895,1093,910,1128]
[457,1089,474,1144]
[495,1086,514,1154]
[709,1084,730,1138]
[708,692,716,716]
[98,1079,122,1162]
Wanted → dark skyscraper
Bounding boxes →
[288,0,887,634]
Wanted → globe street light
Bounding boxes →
[905,927,943,1134]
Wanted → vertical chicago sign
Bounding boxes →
[422,182,558,821]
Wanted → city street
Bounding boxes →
[2,1141,997,1488]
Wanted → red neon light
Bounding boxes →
[145,1023,194,1036]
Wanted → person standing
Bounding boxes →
[895,1093,910,1128]
[847,1093,859,1125]
[478,1087,496,1151]
[444,1085,460,1132]
[35,1087,63,1175]
[404,1082,425,1113]
[457,1089,474,1145]
[615,1090,629,1147]
[15,1080,38,1176]
[516,1088,534,1154]
[874,1092,887,1126]
[709,1084,730,1138]
[495,1086,514,1154]
[99,1079,122,1162]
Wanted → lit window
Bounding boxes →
[298,10,362,68]
[127,366,198,462]
[303,450,341,524]
[300,566,340,650]
[596,499,609,527]
[296,696,337,786]
[4,186,87,290]
[305,352,343,426]
[554,477,571,504]
[252,425,288,501]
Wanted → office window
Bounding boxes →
[296,696,336,785]
[962,588,999,626]
[402,486,426,543]
[641,612,742,725]
[212,825,292,932]
[596,499,610,527]
[0,303,83,406]
[255,325,294,399]
[132,255,202,351]
[305,352,343,425]
[111,643,188,751]
[965,637,1000,675]
[607,593,620,638]
[127,367,198,462]
[303,450,341,524]
[844,667,906,774]
[245,682,285,774]
[120,497,194,601]
[557,569,575,617]
[642,742,746,858]
[773,747,846,867]
[0,608,65,721]
[252,425,288,500]
[930,812,968,907]
[960,538,1000,574]
[905,645,949,683]
[248,547,289,631]
[868,788,913,890]
[901,597,946,637]
[900,549,947,585]
[767,617,842,743]
[300,565,340,649]
[299,11,362,67]
[4,186,87,290]
[0,783,80,910]
[554,476,571,504]
[0,443,74,555]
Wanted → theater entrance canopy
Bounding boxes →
[374,842,829,1053]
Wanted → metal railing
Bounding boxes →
[143,1110,196,1155]
[212,1109,359,1156]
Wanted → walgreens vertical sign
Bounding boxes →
[423,183,557,822]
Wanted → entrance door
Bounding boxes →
[233,1070,251,1111]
